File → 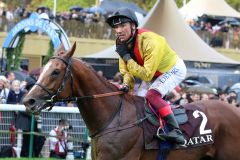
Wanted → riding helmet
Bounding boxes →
[106,8,138,28]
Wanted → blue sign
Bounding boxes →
[2,12,70,49]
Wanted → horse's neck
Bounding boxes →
[72,59,115,95]
[72,59,121,134]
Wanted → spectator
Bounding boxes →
[49,118,72,159]
[5,8,14,31]
[5,71,15,84]
[6,80,26,104]
[15,112,46,157]
[227,91,238,106]
[218,91,228,103]
[200,93,209,101]
[191,93,200,102]
[165,89,182,105]
[185,93,193,103]
[0,76,9,104]
[24,75,36,91]
[179,92,189,105]
[208,89,219,100]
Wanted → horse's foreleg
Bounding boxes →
[91,127,143,160]
[140,150,158,160]
[121,130,146,160]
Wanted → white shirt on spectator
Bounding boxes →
[0,88,9,104]
[49,127,67,154]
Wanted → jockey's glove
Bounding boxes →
[119,84,129,93]
[116,43,131,62]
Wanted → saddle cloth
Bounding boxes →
[137,101,214,150]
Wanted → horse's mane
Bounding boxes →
[73,58,118,90]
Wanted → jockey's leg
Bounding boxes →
[146,89,185,144]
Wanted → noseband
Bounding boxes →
[35,56,73,110]
[33,56,135,138]
[34,56,124,111]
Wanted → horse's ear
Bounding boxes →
[66,42,76,58]
[54,43,65,56]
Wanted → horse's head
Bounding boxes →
[23,42,76,115]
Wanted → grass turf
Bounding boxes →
[215,48,240,62]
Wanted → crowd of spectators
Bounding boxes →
[0,72,26,105]
[98,71,240,107]
[165,87,239,107]
[1,5,240,46]
[0,5,114,39]
[0,4,239,107]
[187,18,240,50]
[0,70,76,107]
[0,5,108,24]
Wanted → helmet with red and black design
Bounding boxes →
[106,8,138,28]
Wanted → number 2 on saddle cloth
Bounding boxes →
[143,102,214,149]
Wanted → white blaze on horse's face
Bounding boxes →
[26,61,54,97]
[38,61,52,82]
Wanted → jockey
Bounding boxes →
[106,8,187,144]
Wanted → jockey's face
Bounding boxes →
[114,22,134,42]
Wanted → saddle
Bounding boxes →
[136,100,214,150]
[144,103,188,126]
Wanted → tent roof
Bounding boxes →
[142,0,238,64]
[85,0,239,64]
[179,0,240,18]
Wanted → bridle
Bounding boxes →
[33,55,145,138]
[34,56,74,110]
[34,56,123,111]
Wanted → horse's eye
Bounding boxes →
[51,70,60,77]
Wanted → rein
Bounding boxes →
[90,113,150,139]
[89,95,150,139]
[35,56,74,110]
[46,91,124,103]
[36,56,124,106]
[35,55,136,138]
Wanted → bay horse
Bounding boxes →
[23,43,240,160]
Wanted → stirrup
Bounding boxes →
[156,127,167,141]
[156,128,185,144]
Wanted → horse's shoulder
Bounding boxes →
[130,94,145,102]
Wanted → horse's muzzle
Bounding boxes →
[23,97,50,115]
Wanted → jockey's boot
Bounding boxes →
[157,113,185,144]
[146,89,185,144]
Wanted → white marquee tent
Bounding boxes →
[180,0,240,19]
[84,0,239,64]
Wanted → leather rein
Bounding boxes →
[34,56,124,110]
[34,56,143,138]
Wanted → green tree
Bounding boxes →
[6,33,25,71]
[127,0,240,11]
[30,0,95,13]
[125,0,157,11]
[43,41,54,65]
[175,0,191,8]
[226,0,240,11]
[3,0,240,12]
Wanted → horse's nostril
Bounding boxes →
[28,98,36,105]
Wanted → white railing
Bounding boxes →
[0,104,90,159]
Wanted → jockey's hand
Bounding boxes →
[119,84,129,93]
[116,43,131,62]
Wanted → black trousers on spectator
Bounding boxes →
[49,150,66,159]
